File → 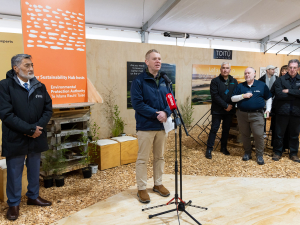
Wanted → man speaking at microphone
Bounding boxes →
[131,49,172,203]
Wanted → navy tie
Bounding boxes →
[23,83,29,91]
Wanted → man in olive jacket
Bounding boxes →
[205,62,238,159]
[0,54,52,220]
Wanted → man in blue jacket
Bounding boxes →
[131,49,171,203]
[0,54,52,220]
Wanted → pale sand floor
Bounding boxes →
[52,174,300,225]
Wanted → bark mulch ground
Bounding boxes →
[1,127,299,224]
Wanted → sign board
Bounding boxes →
[213,49,232,60]
[21,0,87,104]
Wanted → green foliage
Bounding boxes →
[111,105,126,137]
[78,122,100,166]
[88,121,101,141]
[179,96,195,128]
[41,150,56,177]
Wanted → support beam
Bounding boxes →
[142,0,180,32]
[260,18,300,52]
[141,31,149,43]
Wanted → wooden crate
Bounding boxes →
[111,136,138,165]
[40,158,87,176]
[51,102,94,119]
[41,103,94,176]
[0,159,28,202]
[88,140,120,170]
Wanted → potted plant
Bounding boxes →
[52,146,67,187]
[78,129,100,177]
[41,150,55,188]
[87,122,100,173]
[112,105,126,137]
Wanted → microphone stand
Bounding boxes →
[143,80,207,224]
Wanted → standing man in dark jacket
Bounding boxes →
[205,62,238,159]
[131,49,172,204]
[272,59,300,162]
[0,54,52,220]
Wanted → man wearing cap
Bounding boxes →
[259,65,277,89]
[272,59,300,162]
[231,67,272,165]
[259,65,278,135]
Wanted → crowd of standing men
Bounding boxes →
[206,59,300,165]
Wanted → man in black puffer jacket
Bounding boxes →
[205,62,238,159]
[272,59,300,163]
[0,54,52,220]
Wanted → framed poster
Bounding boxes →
[127,62,176,109]
[192,64,247,105]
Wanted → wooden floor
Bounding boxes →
[53,174,300,225]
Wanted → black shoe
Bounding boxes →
[205,150,212,159]
[221,148,230,155]
[257,156,264,165]
[242,153,252,161]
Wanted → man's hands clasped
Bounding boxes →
[24,126,43,138]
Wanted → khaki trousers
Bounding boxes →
[236,110,264,156]
[136,130,167,190]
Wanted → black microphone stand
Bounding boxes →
[142,79,207,224]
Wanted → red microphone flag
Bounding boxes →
[166,93,177,111]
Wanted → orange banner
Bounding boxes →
[21,0,87,104]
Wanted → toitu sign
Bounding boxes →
[213,49,232,60]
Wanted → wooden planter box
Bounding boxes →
[88,140,120,170]
[111,136,138,165]
[0,159,28,202]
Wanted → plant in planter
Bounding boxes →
[52,145,67,187]
[112,105,126,137]
[41,150,55,188]
[78,131,100,177]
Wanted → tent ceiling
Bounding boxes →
[1,0,300,45]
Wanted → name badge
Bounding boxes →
[224,89,229,95]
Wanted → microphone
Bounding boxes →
[161,72,172,84]
[166,93,181,125]
[166,93,177,111]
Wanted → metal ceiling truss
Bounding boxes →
[260,18,300,52]
[141,0,181,43]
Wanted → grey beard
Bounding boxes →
[19,71,34,80]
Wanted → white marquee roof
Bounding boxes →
[1,0,300,51]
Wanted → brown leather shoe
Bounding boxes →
[290,155,300,163]
[7,205,19,220]
[137,190,150,203]
[153,185,170,197]
[272,154,281,161]
[27,196,52,206]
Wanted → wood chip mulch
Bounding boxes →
[1,127,300,224]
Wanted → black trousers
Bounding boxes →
[273,115,300,156]
[206,114,233,150]
[271,115,289,149]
